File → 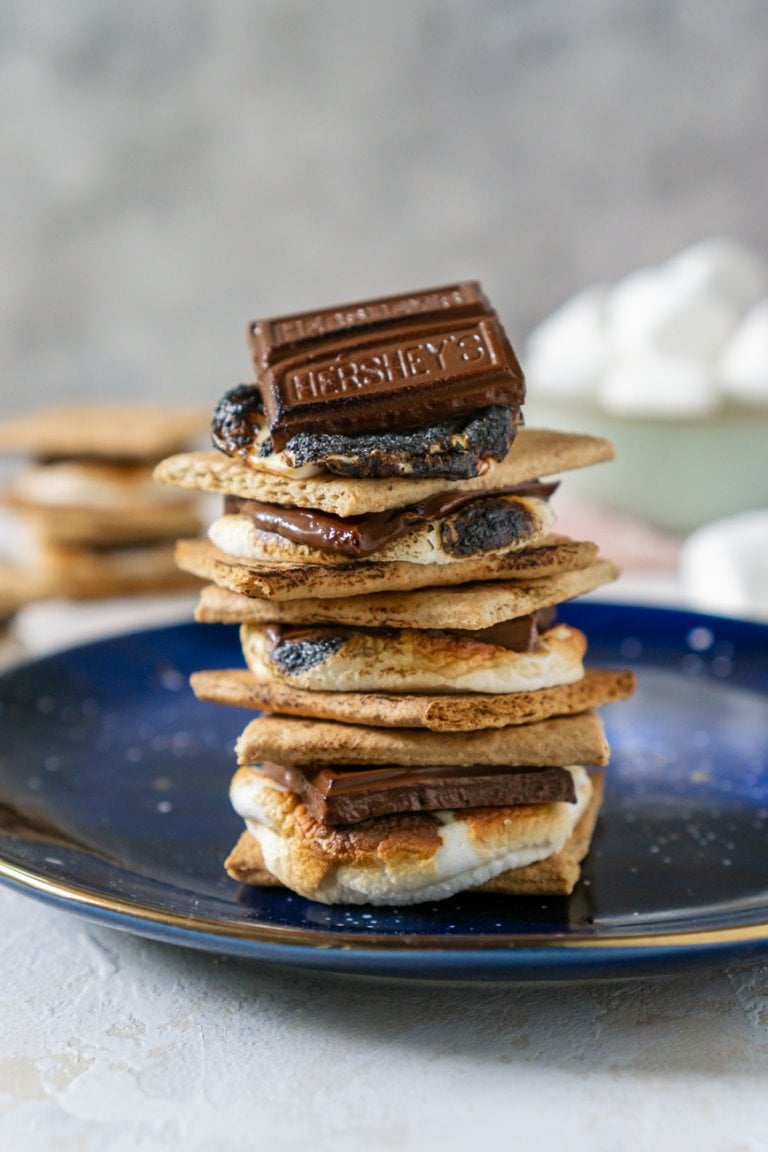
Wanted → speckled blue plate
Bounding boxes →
[1,603,767,981]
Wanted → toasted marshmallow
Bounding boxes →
[239,622,586,695]
[244,416,324,479]
[229,766,592,905]
[208,496,555,567]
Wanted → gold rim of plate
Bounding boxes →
[3,856,767,953]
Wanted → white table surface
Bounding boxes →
[2,581,768,1152]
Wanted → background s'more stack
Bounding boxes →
[156,282,635,906]
[0,404,208,600]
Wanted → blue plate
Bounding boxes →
[1,603,767,981]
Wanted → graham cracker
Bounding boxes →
[155,428,614,516]
[225,833,290,887]
[224,772,603,898]
[33,541,201,600]
[234,711,610,768]
[0,404,209,459]
[190,665,636,731]
[176,535,599,601]
[195,558,618,628]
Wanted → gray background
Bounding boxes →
[2,1,767,415]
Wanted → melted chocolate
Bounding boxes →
[447,606,556,651]
[259,761,576,825]
[225,480,557,559]
[262,608,556,666]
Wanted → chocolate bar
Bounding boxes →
[259,761,578,825]
[247,284,525,449]
[249,281,493,367]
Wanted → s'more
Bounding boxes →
[0,404,208,599]
[156,282,635,905]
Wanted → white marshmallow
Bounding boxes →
[667,237,768,315]
[208,499,555,567]
[719,300,768,404]
[524,285,608,398]
[681,511,768,622]
[606,263,739,360]
[598,354,721,418]
[525,237,768,419]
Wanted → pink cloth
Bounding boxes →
[552,492,682,571]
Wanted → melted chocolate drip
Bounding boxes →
[225,480,557,559]
[262,608,556,667]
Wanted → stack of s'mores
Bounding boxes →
[156,283,635,906]
[0,405,208,600]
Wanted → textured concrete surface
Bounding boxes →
[2,885,768,1151]
[1,2,767,414]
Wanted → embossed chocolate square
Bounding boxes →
[247,282,526,449]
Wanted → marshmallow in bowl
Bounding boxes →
[599,354,720,418]
[719,301,768,404]
[667,237,768,315]
[606,262,740,360]
[525,238,768,414]
[523,285,610,398]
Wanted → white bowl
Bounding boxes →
[525,397,768,534]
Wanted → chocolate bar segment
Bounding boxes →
[254,312,525,450]
[259,761,577,825]
[249,281,492,368]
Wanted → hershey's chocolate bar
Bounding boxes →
[259,761,576,825]
[249,281,492,367]
[247,283,525,449]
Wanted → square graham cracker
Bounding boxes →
[190,665,636,732]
